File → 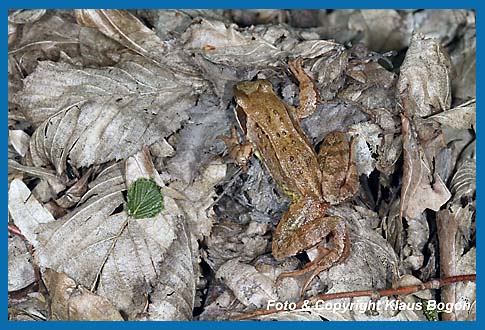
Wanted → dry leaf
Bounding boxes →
[450,159,476,206]
[74,9,165,62]
[75,10,162,60]
[413,10,469,46]
[198,290,243,320]
[400,116,451,219]
[14,56,202,174]
[206,219,270,270]
[171,161,227,240]
[437,207,475,320]
[124,149,198,320]
[8,11,124,74]
[397,32,453,117]
[298,42,349,101]
[346,10,412,51]
[8,179,56,247]
[450,14,475,100]
[454,249,476,320]
[402,214,429,272]
[8,235,35,292]
[216,258,277,309]
[427,99,475,130]
[8,130,30,157]
[10,152,194,318]
[8,292,47,320]
[75,9,203,80]
[340,61,397,110]
[145,219,197,320]
[166,95,230,183]
[9,10,47,25]
[43,268,123,320]
[7,9,476,321]
[349,123,381,176]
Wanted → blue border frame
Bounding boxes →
[2,1,478,9]
[3,1,479,329]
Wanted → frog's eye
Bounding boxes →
[259,80,273,93]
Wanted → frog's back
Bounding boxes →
[237,80,323,199]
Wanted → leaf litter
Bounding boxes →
[8,9,475,321]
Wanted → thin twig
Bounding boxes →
[8,223,26,241]
[232,274,476,320]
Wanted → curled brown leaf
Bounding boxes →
[400,115,451,219]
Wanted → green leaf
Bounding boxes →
[126,178,164,219]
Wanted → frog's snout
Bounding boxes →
[234,81,258,95]
[234,80,274,96]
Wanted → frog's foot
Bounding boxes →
[217,126,253,171]
[275,216,349,296]
[288,57,320,119]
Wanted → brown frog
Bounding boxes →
[219,58,359,292]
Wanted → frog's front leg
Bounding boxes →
[288,57,320,119]
[217,126,253,171]
[272,197,349,294]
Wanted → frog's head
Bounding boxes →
[233,80,274,109]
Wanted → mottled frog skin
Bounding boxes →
[220,58,359,292]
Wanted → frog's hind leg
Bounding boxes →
[275,215,349,296]
[300,225,350,294]
[288,57,320,119]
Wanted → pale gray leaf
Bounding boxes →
[9,10,47,25]
[454,248,476,320]
[8,179,56,247]
[449,158,476,241]
[341,10,413,51]
[170,161,226,241]
[43,268,123,320]
[450,159,476,201]
[413,10,468,46]
[450,17,476,100]
[428,99,475,130]
[11,155,186,317]
[16,57,201,173]
[166,95,230,183]
[397,32,453,117]
[148,221,196,320]
[75,10,203,81]
[137,10,225,41]
[75,10,162,61]
[182,18,284,66]
[349,124,381,176]
[216,258,277,309]
[8,235,36,292]
[9,130,30,157]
